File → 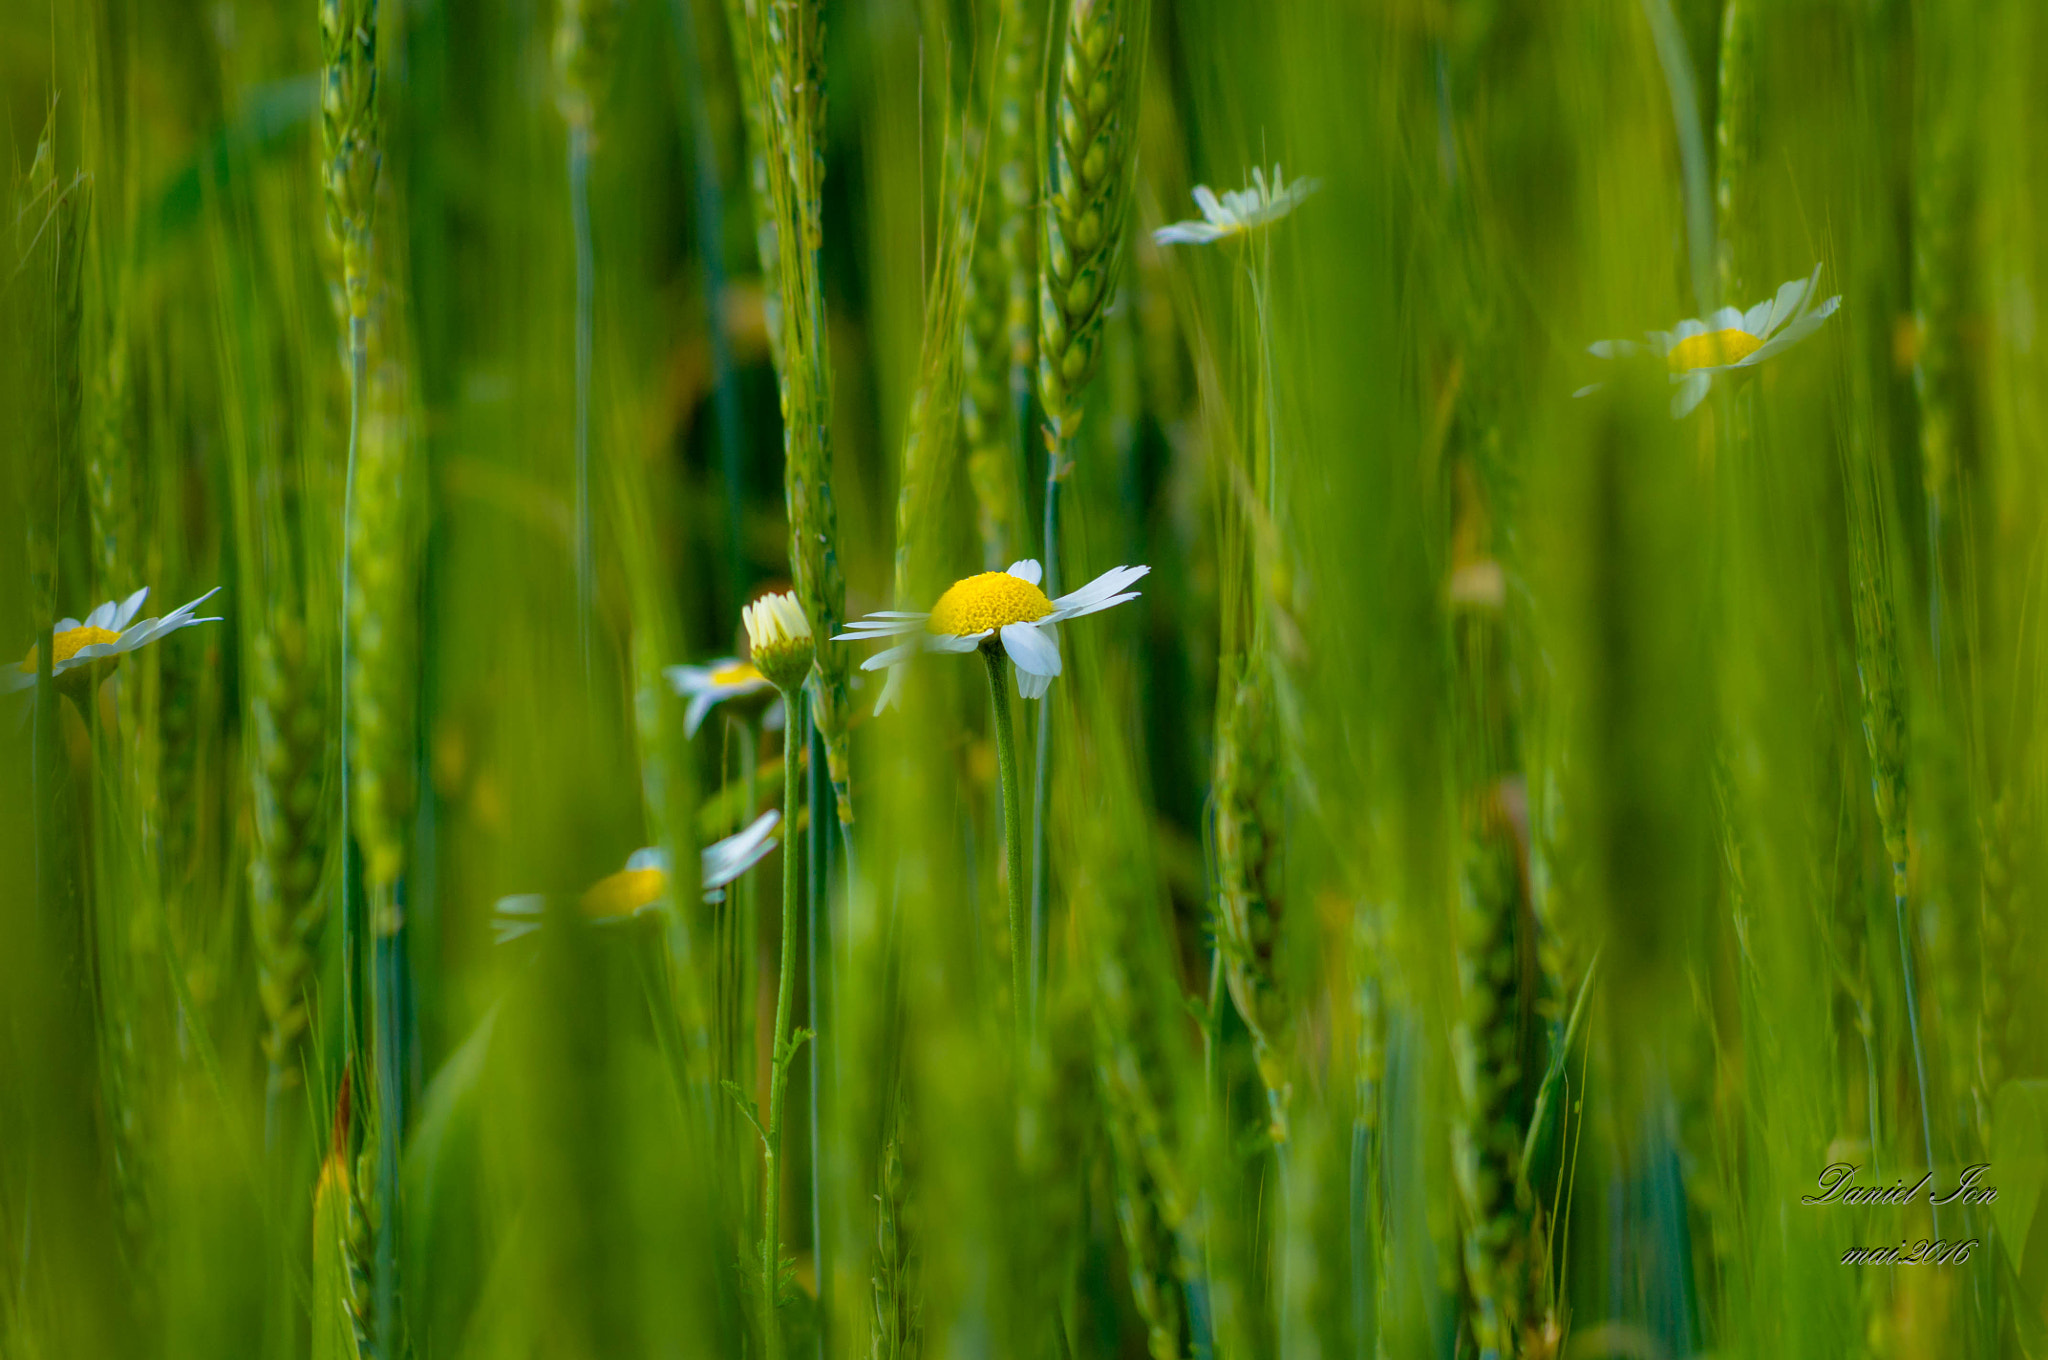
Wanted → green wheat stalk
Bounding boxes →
[319,0,379,1117]
[1712,0,1754,306]
[738,0,854,826]
[723,0,787,375]
[1030,0,1150,1026]
[961,0,1044,569]
[1844,412,1940,1239]
[557,0,617,684]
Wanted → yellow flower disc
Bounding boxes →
[580,866,667,919]
[711,661,765,687]
[19,625,121,674]
[927,572,1055,637]
[1667,328,1763,372]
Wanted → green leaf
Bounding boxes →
[722,1079,768,1148]
[2004,1243,2048,1360]
[403,1003,501,1290]
[1522,949,1600,1189]
[1993,1080,2048,1266]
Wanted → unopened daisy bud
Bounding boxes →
[743,590,814,691]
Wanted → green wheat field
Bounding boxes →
[4,0,2047,1356]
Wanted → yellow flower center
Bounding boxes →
[580,867,667,919]
[18,626,121,675]
[927,572,1055,637]
[1667,328,1762,372]
[711,661,765,688]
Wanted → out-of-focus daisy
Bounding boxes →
[835,559,1148,708]
[1577,263,1842,417]
[666,592,815,734]
[6,586,224,695]
[492,809,782,943]
[666,658,777,736]
[1154,164,1319,247]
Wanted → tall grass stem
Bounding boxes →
[985,645,1030,1046]
[1893,869,1940,1240]
[763,687,808,1359]
[570,123,596,689]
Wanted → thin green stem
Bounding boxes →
[1246,238,1279,525]
[1027,428,1065,1029]
[373,891,406,1360]
[985,646,1028,1046]
[806,711,831,1360]
[1893,865,1940,1240]
[31,633,57,1004]
[763,689,806,1360]
[341,317,366,1079]
[570,121,596,691]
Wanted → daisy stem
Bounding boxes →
[1027,429,1065,1032]
[807,711,832,1360]
[341,315,366,1078]
[570,119,596,694]
[1893,862,1941,1240]
[763,687,807,1360]
[985,645,1029,1046]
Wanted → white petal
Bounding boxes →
[1006,559,1043,586]
[1000,623,1062,679]
[3,669,35,693]
[113,587,151,629]
[872,664,907,715]
[1154,222,1225,246]
[1016,665,1056,699]
[114,620,168,651]
[1588,339,1637,359]
[1670,371,1713,418]
[834,616,926,639]
[495,892,546,918]
[160,587,224,627]
[1742,304,1835,364]
[84,600,119,631]
[66,640,129,665]
[1762,268,1817,336]
[1671,318,1708,341]
[859,639,926,671]
[928,631,990,653]
[703,810,781,890]
[667,664,715,695]
[1742,297,1776,334]
[1706,306,1744,331]
[684,690,719,737]
[1192,185,1226,222]
[491,918,542,945]
[1049,564,1151,621]
[1051,563,1150,610]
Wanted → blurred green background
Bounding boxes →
[3,0,2046,1356]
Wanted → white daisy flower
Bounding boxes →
[665,657,778,737]
[1154,164,1320,247]
[1577,263,1842,418]
[492,809,782,943]
[835,559,1149,710]
[6,586,224,695]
